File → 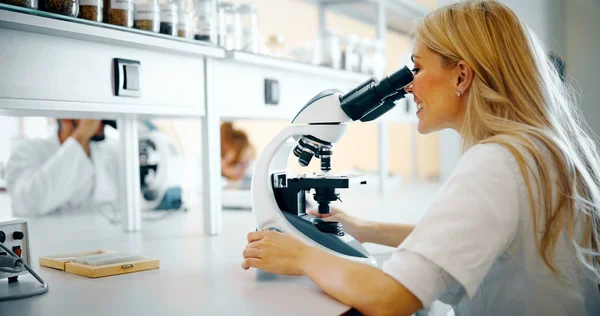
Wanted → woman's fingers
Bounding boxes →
[247,231,268,242]
[243,247,263,259]
[241,258,266,270]
[307,209,332,218]
[246,241,261,249]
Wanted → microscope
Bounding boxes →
[251,66,414,267]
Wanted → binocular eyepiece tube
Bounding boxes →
[292,66,413,169]
[340,66,414,122]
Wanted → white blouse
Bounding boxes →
[382,143,600,315]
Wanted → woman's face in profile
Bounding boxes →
[406,39,466,134]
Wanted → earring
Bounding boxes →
[456,91,461,97]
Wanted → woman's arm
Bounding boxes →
[309,209,415,247]
[360,221,415,247]
[242,231,422,316]
[302,246,422,316]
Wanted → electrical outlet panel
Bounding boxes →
[0,218,30,280]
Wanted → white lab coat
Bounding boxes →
[382,142,600,315]
[5,134,120,217]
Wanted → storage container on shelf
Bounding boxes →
[40,0,78,17]
[358,38,372,75]
[158,0,177,36]
[79,0,102,22]
[238,3,259,53]
[176,0,191,39]
[0,0,37,10]
[192,0,216,43]
[371,40,386,77]
[217,2,241,50]
[104,0,133,27]
[314,29,341,69]
[133,0,159,32]
[340,35,360,73]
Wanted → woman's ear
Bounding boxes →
[456,60,473,95]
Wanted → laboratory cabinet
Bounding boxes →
[215,51,371,120]
[0,28,206,117]
[215,51,417,123]
[0,6,225,234]
[0,6,224,118]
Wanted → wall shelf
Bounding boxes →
[299,0,430,35]
[227,51,371,83]
[0,4,225,58]
[216,51,372,120]
[0,99,206,119]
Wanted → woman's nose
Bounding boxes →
[404,83,414,94]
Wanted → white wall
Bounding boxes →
[501,0,565,55]
[438,0,579,180]
[565,0,600,141]
[485,0,600,142]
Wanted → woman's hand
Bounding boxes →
[242,230,311,276]
[308,207,368,243]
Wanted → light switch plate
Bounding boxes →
[114,58,142,98]
[264,79,279,105]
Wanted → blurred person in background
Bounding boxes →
[221,122,255,187]
[6,119,119,217]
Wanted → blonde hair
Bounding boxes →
[416,0,600,281]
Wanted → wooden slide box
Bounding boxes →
[39,249,160,278]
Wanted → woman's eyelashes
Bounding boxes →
[411,67,420,74]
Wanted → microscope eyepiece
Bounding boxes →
[340,66,413,122]
[387,66,414,91]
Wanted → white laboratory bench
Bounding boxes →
[0,184,442,315]
[0,211,353,315]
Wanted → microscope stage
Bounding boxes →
[287,174,367,189]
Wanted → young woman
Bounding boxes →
[241,1,600,315]
[220,122,254,183]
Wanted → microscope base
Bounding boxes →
[281,212,375,264]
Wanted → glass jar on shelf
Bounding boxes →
[358,38,372,74]
[133,0,159,32]
[40,0,78,17]
[158,0,177,36]
[79,0,102,22]
[238,3,259,53]
[314,29,341,69]
[0,0,37,9]
[217,2,241,50]
[340,34,360,72]
[371,40,386,77]
[192,0,216,42]
[176,2,191,39]
[105,0,133,27]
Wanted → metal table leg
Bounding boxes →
[118,118,141,232]
[202,58,222,236]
